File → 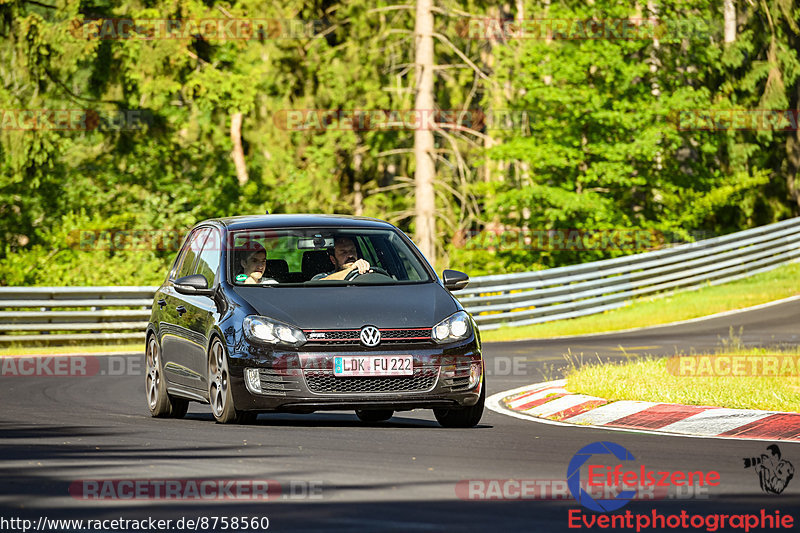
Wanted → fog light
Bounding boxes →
[245,368,262,393]
[469,362,482,387]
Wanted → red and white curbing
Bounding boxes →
[488,380,800,442]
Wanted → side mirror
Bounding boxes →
[442,269,469,291]
[174,274,213,296]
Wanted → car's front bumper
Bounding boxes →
[227,339,483,413]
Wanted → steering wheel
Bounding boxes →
[344,266,391,281]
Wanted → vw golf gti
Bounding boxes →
[145,214,484,427]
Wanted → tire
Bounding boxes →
[433,380,485,428]
[145,334,189,418]
[355,409,394,422]
[208,337,253,424]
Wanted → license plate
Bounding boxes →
[333,355,413,377]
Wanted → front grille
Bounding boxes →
[303,328,433,345]
[307,330,359,341]
[303,367,438,394]
[382,328,432,340]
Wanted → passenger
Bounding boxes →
[313,236,371,280]
[235,242,268,284]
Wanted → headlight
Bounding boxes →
[431,311,472,344]
[243,316,307,347]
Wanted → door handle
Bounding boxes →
[157,299,166,309]
[176,305,187,317]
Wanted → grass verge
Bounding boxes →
[480,260,800,342]
[564,345,800,412]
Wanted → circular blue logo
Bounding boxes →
[567,441,637,512]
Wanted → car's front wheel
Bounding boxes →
[208,338,255,424]
[433,380,485,428]
[355,409,394,422]
[145,334,188,418]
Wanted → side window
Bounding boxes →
[172,228,210,280]
[194,228,221,286]
[391,236,423,281]
[356,236,379,265]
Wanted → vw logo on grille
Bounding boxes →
[360,326,381,347]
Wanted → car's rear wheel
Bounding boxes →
[145,334,188,418]
[355,409,394,422]
[433,380,485,428]
[208,338,254,424]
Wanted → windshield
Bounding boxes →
[229,228,432,286]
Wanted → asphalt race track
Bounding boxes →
[1,299,799,532]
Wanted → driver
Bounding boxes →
[313,236,371,280]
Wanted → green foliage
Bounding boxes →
[0,0,798,286]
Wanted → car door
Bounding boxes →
[160,226,210,391]
[182,226,223,394]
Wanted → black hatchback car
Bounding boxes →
[145,215,484,427]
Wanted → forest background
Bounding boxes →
[1,0,799,285]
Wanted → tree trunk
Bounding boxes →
[414,0,436,266]
[724,0,736,44]
[353,148,364,215]
[786,135,800,210]
[230,112,249,186]
[786,78,800,211]
[484,5,500,183]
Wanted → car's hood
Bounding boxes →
[230,283,458,329]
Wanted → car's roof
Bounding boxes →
[206,214,398,232]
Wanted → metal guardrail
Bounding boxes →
[0,217,798,342]
[0,287,155,343]
[461,216,800,330]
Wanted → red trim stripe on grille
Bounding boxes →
[303,327,432,342]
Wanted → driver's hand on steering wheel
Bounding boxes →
[346,259,371,275]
